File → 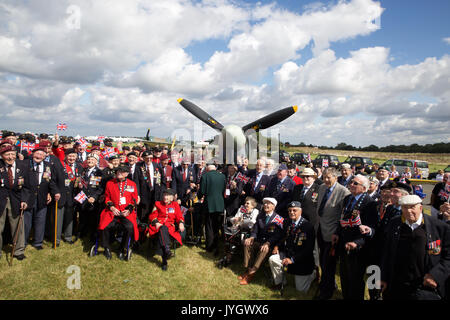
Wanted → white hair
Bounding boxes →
[355,174,370,191]
[207,164,216,171]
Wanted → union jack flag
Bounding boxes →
[340,215,361,228]
[307,153,311,163]
[272,215,284,227]
[180,206,188,217]
[77,138,88,148]
[97,136,105,143]
[74,191,87,204]
[21,142,36,153]
[236,172,250,184]
[445,182,450,194]
[0,132,2,141]
[57,123,67,130]
[102,147,116,159]
[322,158,329,167]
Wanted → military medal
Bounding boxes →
[311,192,318,202]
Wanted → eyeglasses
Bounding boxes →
[350,180,362,186]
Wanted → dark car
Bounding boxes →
[279,150,291,163]
[290,153,310,165]
[312,154,340,168]
[428,165,450,180]
[342,156,373,168]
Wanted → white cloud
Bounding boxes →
[443,37,450,45]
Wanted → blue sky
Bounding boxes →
[0,0,449,147]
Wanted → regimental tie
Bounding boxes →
[8,165,13,188]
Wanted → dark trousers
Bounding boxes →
[101,217,134,251]
[138,201,154,223]
[339,249,367,300]
[154,225,172,258]
[317,228,338,299]
[183,206,202,237]
[78,203,99,240]
[205,211,221,251]
[24,204,47,247]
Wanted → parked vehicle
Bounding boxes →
[290,153,310,165]
[428,164,450,180]
[312,154,340,168]
[381,159,429,179]
[279,150,291,163]
[342,156,373,168]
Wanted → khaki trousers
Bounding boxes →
[244,240,269,270]
[0,198,25,256]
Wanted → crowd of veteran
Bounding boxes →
[0,130,448,300]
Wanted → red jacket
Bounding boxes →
[148,201,184,245]
[293,176,303,185]
[52,146,65,163]
[98,178,139,240]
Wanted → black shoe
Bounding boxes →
[34,245,43,250]
[104,248,112,260]
[14,254,26,261]
[166,251,174,260]
[63,239,74,245]
[161,263,168,271]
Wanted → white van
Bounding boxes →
[381,159,429,179]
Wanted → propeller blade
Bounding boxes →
[242,106,298,132]
[145,129,150,141]
[178,98,224,131]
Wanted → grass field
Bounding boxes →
[0,236,339,300]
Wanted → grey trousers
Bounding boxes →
[0,198,25,256]
[56,205,75,243]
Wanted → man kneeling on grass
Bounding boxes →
[269,201,316,292]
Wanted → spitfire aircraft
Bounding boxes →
[176,99,298,164]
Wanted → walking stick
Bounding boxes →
[54,200,58,249]
[9,208,25,267]
[280,265,288,296]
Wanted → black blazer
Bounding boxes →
[264,176,296,217]
[45,154,67,208]
[244,170,271,204]
[293,182,321,231]
[173,166,195,200]
[251,211,285,248]
[136,162,165,205]
[335,193,377,250]
[381,214,450,298]
[279,217,316,275]
[26,160,59,211]
[0,160,30,216]
[61,162,84,208]
[224,173,244,217]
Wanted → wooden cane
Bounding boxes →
[54,200,58,249]
[9,208,25,267]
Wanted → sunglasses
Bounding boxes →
[350,180,362,186]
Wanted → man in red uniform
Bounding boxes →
[98,165,139,260]
[147,188,185,270]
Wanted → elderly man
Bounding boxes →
[198,164,226,255]
[376,167,390,191]
[240,197,284,285]
[381,195,450,300]
[76,153,104,241]
[245,158,271,206]
[431,172,450,219]
[332,174,377,300]
[137,150,164,222]
[269,201,316,292]
[264,164,296,218]
[315,167,351,300]
[338,163,353,188]
[0,145,29,260]
[24,146,61,250]
[368,176,380,201]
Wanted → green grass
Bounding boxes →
[0,238,339,300]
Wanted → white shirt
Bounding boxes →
[145,162,154,186]
[33,161,44,184]
[405,213,423,231]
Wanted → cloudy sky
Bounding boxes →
[0,0,449,147]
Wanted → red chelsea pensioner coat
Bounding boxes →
[148,201,184,245]
[98,178,139,241]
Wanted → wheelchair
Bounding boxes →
[216,218,252,269]
[89,220,135,261]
